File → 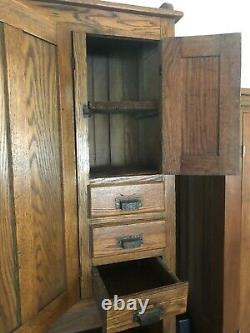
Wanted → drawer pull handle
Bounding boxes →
[115,197,143,211]
[118,234,144,249]
[134,306,163,326]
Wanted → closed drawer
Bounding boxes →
[90,182,165,218]
[93,258,188,333]
[91,220,166,259]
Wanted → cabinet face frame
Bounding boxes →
[71,17,175,290]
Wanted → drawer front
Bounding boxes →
[93,258,188,333]
[92,220,166,258]
[90,182,165,218]
[105,285,188,333]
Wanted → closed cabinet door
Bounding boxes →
[0,23,79,333]
[161,34,241,175]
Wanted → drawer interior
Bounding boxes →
[96,257,178,297]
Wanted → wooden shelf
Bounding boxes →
[90,166,159,179]
[88,100,158,114]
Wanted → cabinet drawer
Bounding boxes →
[93,258,188,333]
[91,220,166,259]
[90,182,165,218]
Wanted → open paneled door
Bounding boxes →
[162,34,241,175]
[0,22,80,332]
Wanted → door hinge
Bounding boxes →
[83,102,92,118]
[242,144,246,158]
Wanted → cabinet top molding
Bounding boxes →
[30,0,183,21]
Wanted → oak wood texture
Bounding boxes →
[29,2,163,40]
[30,0,183,20]
[88,101,157,114]
[176,175,242,333]
[0,23,20,333]
[48,300,102,333]
[91,220,166,259]
[160,18,176,333]
[240,110,250,333]
[90,182,165,218]
[5,24,66,322]
[223,176,241,333]
[177,176,225,333]
[93,258,188,333]
[0,0,56,44]
[73,31,92,299]
[162,34,241,175]
[56,25,80,303]
[87,37,160,175]
[92,249,165,267]
[2,23,79,332]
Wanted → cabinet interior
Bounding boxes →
[87,36,161,178]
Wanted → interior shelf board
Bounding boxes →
[90,166,160,179]
[88,100,158,114]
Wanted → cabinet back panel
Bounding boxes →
[87,37,160,176]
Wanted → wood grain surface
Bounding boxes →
[93,258,188,333]
[92,220,166,258]
[31,0,183,20]
[162,34,241,175]
[5,24,66,321]
[73,31,92,299]
[0,0,56,44]
[30,3,162,40]
[90,182,165,218]
[0,23,20,333]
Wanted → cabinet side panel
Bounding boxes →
[176,176,225,333]
[240,112,250,332]
[0,23,20,333]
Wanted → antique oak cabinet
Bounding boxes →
[0,0,241,333]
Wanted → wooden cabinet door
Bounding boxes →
[240,100,250,332]
[162,34,241,175]
[0,23,79,333]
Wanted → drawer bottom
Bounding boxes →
[82,321,162,333]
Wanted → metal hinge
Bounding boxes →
[83,102,92,118]
[242,145,246,158]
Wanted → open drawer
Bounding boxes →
[93,258,188,333]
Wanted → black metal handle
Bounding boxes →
[118,234,144,249]
[115,197,143,211]
[134,306,163,326]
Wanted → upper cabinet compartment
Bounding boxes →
[87,37,161,178]
[161,34,241,175]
